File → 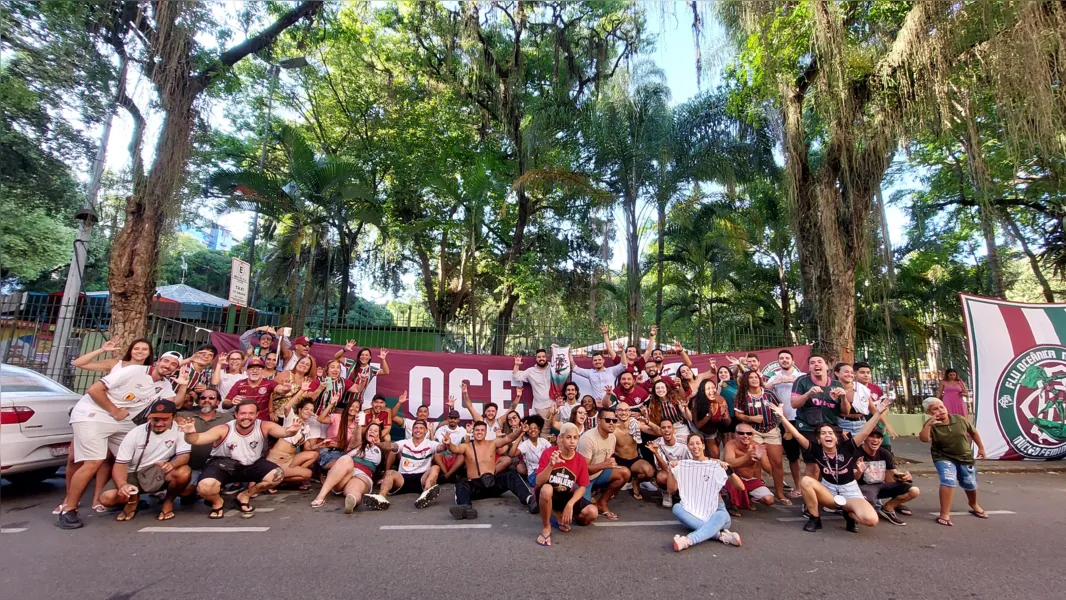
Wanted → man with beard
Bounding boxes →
[181,400,302,519]
[791,354,848,479]
[648,420,692,508]
[613,371,649,409]
[613,403,656,499]
[281,335,313,372]
[224,358,281,422]
[178,388,233,492]
[765,349,805,498]
[513,349,554,422]
[642,360,678,393]
[445,421,533,520]
[376,420,449,509]
[577,409,630,520]
[556,381,582,424]
[433,409,468,482]
[722,424,775,511]
[58,351,188,530]
[569,347,627,405]
[98,399,192,523]
[534,423,598,546]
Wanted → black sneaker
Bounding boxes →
[879,506,905,526]
[56,509,83,530]
[803,516,822,532]
[449,504,477,520]
[801,505,810,519]
[526,494,539,514]
[843,511,858,533]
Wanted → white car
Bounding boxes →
[1,364,77,484]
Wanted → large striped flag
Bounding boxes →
[962,294,1066,460]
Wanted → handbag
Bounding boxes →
[131,404,152,426]
[129,424,166,493]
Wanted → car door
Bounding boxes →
[0,366,77,438]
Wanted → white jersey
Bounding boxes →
[658,440,692,462]
[211,420,269,466]
[396,438,438,474]
[671,459,728,521]
[435,426,468,446]
[769,367,805,421]
[70,365,175,424]
[108,360,147,375]
[558,401,578,424]
[115,423,191,472]
[516,437,549,474]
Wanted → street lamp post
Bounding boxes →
[247,56,307,309]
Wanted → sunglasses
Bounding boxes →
[602,417,618,423]
[736,431,754,436]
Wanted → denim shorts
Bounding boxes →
[527,472,537,487]
[934,460,977,491]
[583,468,614,501]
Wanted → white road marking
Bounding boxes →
[138,526,270,533]
[379,524,492,530]
[591,520,678,527]
[1,528,28,533]
[224,507,276,517]
[927,510,1016,516]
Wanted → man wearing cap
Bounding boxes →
[180,400,302,519]
[58,351,189,529]
[282,335,313,372]
[98,400,192,523]
[224,357,281,422]
[433,409,468,483]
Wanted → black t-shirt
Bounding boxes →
[808,438,862,486]
[858,446,896,485]
[792,374,844,431]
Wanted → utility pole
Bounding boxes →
[46,56,127,381]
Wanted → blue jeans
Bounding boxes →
[935,460,978,491]
[583,469,614,501]
[672,501,731,546]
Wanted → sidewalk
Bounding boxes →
[888,436,1065,475]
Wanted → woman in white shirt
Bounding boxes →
[211,350,246,401]
[510,414,550,486]
[666,433,745,552]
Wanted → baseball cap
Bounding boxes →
[159,351,184,362]
[292,336,311,346]
[447,409,461,419]
[247,357,265,368]
[148,399,178,418]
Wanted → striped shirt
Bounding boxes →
[396,438,437,475]
[736,389,781,433]
[671,459,729,522]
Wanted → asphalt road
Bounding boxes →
[2,471,1064,600]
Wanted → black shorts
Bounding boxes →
[860,482,913,503]
[198,457,279,486]
[782,422,801,462]
[614,455,640,470]
[550,489,593,514]
[391,472,427,495]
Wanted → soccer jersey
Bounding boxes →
[735,390,782,433]
[658,440,692,462]
[396,438,438,474]
[671,459,729,521]
[114,423,191,471]
[211,420,269,466]
[70,366,176,424]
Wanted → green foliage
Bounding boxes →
[0,199,75,282]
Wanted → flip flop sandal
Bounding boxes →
[549,516,572,532]
[93,503,107,513]
[157,511,175,521]
[311,499,326,508]
[115,502,138,522]
[298,483,312,491]
[601,511,619,521]
[233,497,255,517]
[536,533,552,547]
[776,497,794,506]
[208,506,225,519]
[896,506,913,516]
[788,489,803,499]
[968,509,989,519]
[936,516,954,527]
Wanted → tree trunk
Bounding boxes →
[337,232,352,319]
[896,333,914,410]
[1001,213,1055,302]
[295,240,317,337]
[777,260,791,340]
[107,96,195,349]
[624,183,641,344]
[655,200,666,332]
[286,248,302,330]
[957,97,1006,298]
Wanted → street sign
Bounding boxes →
[229,257,250,306]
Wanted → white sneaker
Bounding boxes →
[673,534,692,552]
[621,482,633,491]
[662,494,674,509]
[362,493,390,511]
[415,484,440,509]
[344,494,358,514]
[718,529,743,547]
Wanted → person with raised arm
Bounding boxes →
[534,422,598,546]
[790,353,848,479]
[180,400,302,519]
[72,337,154,374]
[339,346,391,409]
[734,369,789,505]
[309,421,392,514]
[666,433,744,552]
[612,403,657,499]
[613,370,649,409]
[211,350,246,401]
[239,325,285,363]
[568,342,627,406]
[646,381,692,439]
[445,421,534,520]
[512,349,553,422]
[775,398,889,533]
[919,397,988,526]
[834,362,872,438]
[175,345,217,405]
[555,381,582,424]
[691,378,731,458]
[271,355,322,422]
[511,415,551,485]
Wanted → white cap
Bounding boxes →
[159,351,184,362]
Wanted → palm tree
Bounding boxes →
[209,125,379,332]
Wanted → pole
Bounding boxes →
[247,64,280,309]
[46,55,127,380]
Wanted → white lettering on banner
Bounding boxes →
[487,370,520,416]
[450,368,483,419]
[358,363,382,409]
[409,366,445,417]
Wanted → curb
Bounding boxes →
[903,464,1063,476]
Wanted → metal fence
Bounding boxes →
[1,290,971,408]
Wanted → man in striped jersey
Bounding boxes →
[376,420,448,508]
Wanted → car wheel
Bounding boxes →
[4,467,60,486]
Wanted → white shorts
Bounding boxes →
[71,419,136,462]
[822,480,864,500]
[351,467,374,487]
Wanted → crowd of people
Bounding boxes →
[55,325,990,550]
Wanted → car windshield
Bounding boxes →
[0,366,71,394]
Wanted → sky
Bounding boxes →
[96,3,911,302]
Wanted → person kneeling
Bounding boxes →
[378,420,448,509]
[534,423,599,546]
[775,400,889,533]
[667,433,743,552]
[855,429,919,526]
[180,400,301,519]
[101,400,191,522]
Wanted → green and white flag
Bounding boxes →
[962,294,1066,460]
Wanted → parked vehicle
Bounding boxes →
[1,364,77,484]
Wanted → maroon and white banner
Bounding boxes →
[211,333,809,420]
